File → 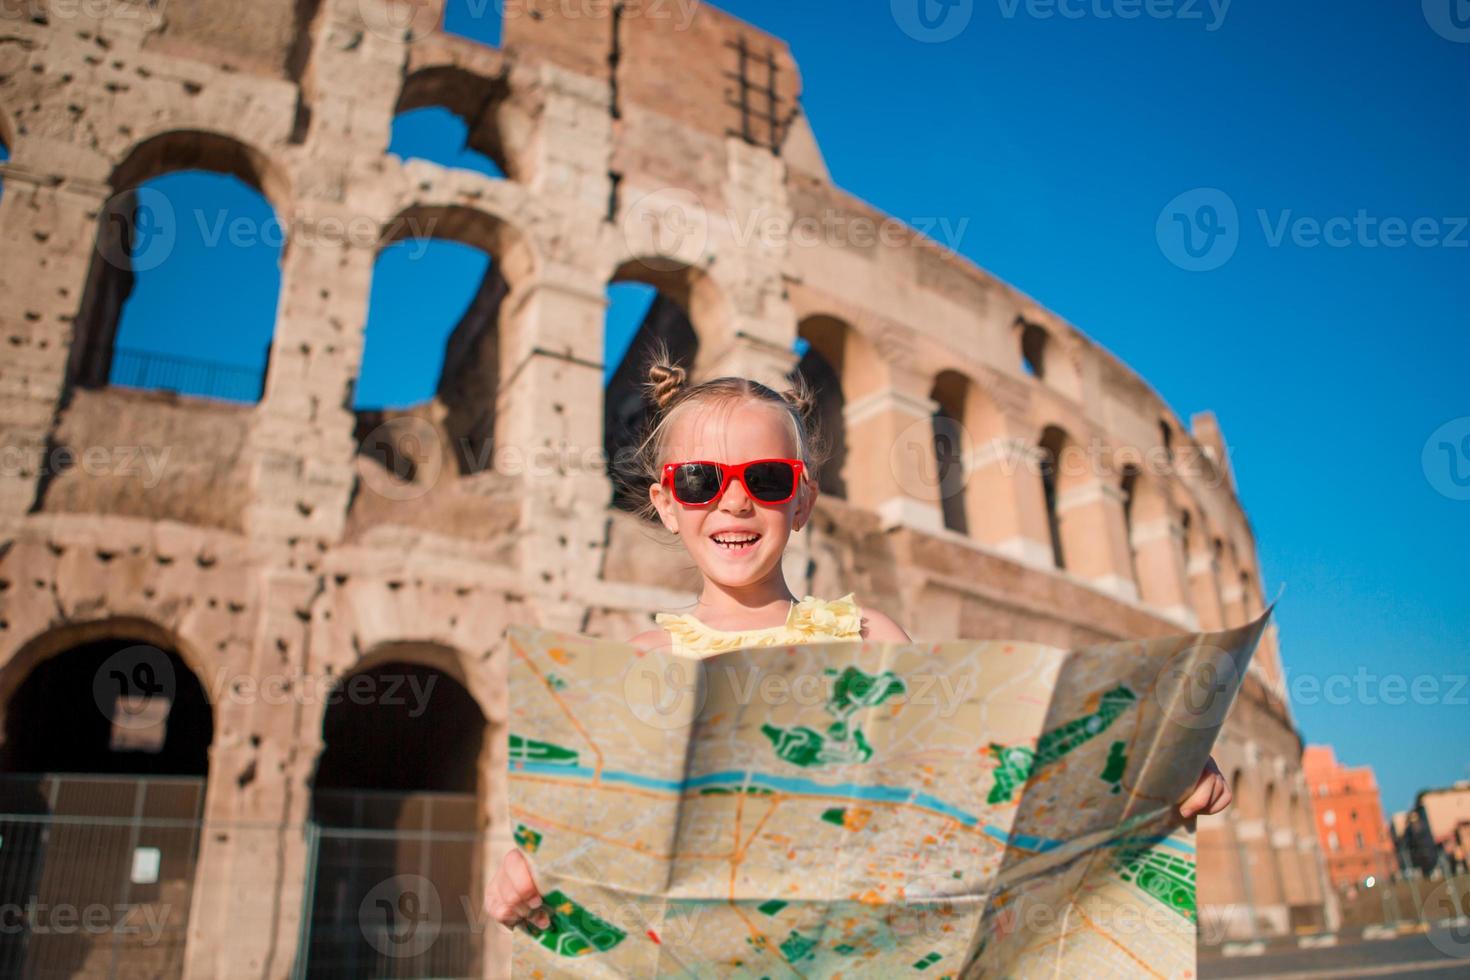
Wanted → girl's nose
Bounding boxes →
[718,477,754,513]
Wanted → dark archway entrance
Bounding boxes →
[302,661,487,979]
[0,634,213,979]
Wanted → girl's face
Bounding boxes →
[649,398,817,591]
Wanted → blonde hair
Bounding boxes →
[624,344,823,524]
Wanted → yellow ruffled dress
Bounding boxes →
[653,593,864,660]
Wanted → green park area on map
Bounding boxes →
[503,615,1266,978]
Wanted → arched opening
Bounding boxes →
[1037,425,1082,570]
[602,261,708,512]
[793,314,882,502]
[931,371,969,534]
[1120,465,1141,586]
[0,629,214,976]
[355,205,528,483]
[1159,419,1175,463]
[793,316,857,500]
[1019,322,1048,379]
[304,658,487,978]
[395,66,514,180]
[390,108,505,179]
[1120,465,1175,606]
[70,131,288,404]
[393,66,514,179]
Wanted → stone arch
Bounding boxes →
[1037,424,1087,570]
[0,616,215,734]
[0,618,215,976]
[68,129,292,399]
[930,370,970,533]
[1015,317,1083,400]
[602,259,735,510]
[1119,465,1178,607]
[1019,320,1049,379]
[1182,508,1223,629]
[395,66,517,180]
[354,203,535,480]
[791,314,884,500]
[304,642,489,977]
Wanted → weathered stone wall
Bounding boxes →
[0,0,1329,974]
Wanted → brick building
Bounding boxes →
[1302,745,1396,890]
[0,0,1332,975]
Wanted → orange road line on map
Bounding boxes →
[509,633,605,779]
[1074,904,1166,979]
[508,773,675,802]
[735,798,783,861]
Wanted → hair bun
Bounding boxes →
[781,375,816,420]
[646,357,689,412]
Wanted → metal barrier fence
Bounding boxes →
[109,347,265,404]
[0,775,204,980]
[1334,869,1470,932]
[0,778,486,980]
[296,791,483,980]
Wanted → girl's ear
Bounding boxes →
[649,482,679,533]
[794,474,819,531]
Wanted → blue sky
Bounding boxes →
[95,1,1466,812]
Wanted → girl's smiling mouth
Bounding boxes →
[710,531,762,556]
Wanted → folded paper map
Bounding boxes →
[504,613,1268,978]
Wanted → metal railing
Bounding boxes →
[0,775,205,980]
[108,347,265,404]
[296,791,484,980]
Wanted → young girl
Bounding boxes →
[489,355,1231,933]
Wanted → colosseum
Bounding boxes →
[0,0,1336,976]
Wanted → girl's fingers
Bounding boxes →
[490,849,549,930]
[1178,771,1213,818]
[503,850,543,907]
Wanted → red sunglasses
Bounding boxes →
[661,458,805,506]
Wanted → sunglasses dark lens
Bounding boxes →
[743,462,797,502]
[673,464,723,504]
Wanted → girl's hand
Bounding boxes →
[1178,755,1231,818]
[488,848,550,932]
